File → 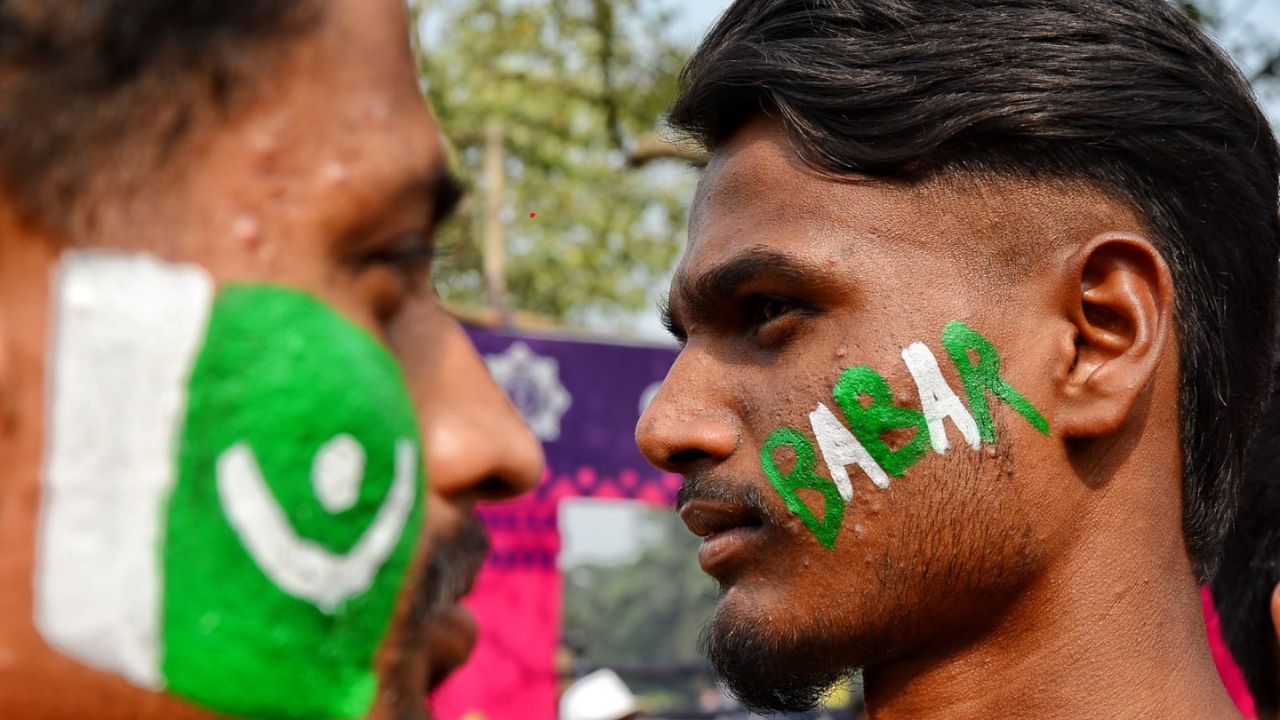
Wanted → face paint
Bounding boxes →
[941,320,1049,443]
[808,401,889,498]
[762,320,1047,549]
[901,341,980,454]
[833,365,931,477]
[36,251,424,719]
[761,427,846,549]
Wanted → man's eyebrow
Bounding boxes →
[664,246,835,339]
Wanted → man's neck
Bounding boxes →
[863,497,1238,719]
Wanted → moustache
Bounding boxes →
[675,471,785,528]
[413,514,490,623]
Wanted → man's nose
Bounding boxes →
[394,303,543,503]
[635,353,738,474]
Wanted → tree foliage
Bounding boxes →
[414,0,1278,328]
[561,506,720,708]
[1180,0,1280,120]
[561,507,717,667]
[413,0,696,327]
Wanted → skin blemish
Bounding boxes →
[324,162,349,186]
[771,442,798,476]
[232,216,261,249]
[362,100,392,124]
[247,116,286,161]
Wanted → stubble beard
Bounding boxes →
[385,515,490,720]
[699,433,1034,714]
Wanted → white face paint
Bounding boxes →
[36,251,214,689]
[901,341,980,454]
[216,438,418,614]
[809,401,890,498]
[312,433,366,514]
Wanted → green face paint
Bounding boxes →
[37,253,424,719]
[760,320,1049,550]
[163,286,424,718]
[941,320,1049,443]
[761,427,846,549]
[832,365,931,477]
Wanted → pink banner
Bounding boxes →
[430,495,562,720]
[430,328,681,719]
[1203,586,1256,718]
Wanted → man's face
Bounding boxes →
[0,1,541,718]
[637,121,1096,710]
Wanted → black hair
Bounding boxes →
[1212,377,1280,718]
[0,1,315,236]
[668,0,1280,579]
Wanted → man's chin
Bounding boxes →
[702,594,849,714]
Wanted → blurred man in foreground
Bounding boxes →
[1213,378,1280,718]
[637,0,1280,717]
[0,1,541,718]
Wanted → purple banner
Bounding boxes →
[466,326,681,503]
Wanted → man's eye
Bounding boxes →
[742,294,811,344]
[745,295,800,325]
[360,233,436,283]
[351,232,438,328]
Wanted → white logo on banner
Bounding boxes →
[485,341,572,441]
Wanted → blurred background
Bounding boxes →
[406,1,1280,718]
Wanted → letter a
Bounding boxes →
[902,342,980,454]
[809,402,890,496]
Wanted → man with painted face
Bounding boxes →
[636,0,1280,717]
[0,2,541,719]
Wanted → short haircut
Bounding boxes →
[668,0,1280,578]
[1212,380,1280,718]
[0,1,315,237]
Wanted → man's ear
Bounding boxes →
[1054,233,1174,438]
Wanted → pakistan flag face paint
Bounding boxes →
[36,251,424,719]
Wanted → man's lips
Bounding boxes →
[679,499,765,575]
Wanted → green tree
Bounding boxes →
[413,0,700,327]
[561,506,719,708]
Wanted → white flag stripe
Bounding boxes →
[35,250,213,689]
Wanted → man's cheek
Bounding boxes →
[761,320,1048,550]
[36,250,424,720]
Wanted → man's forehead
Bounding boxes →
[682,121,916,288]
[685,119,1148,290]
[690,119,860,242]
